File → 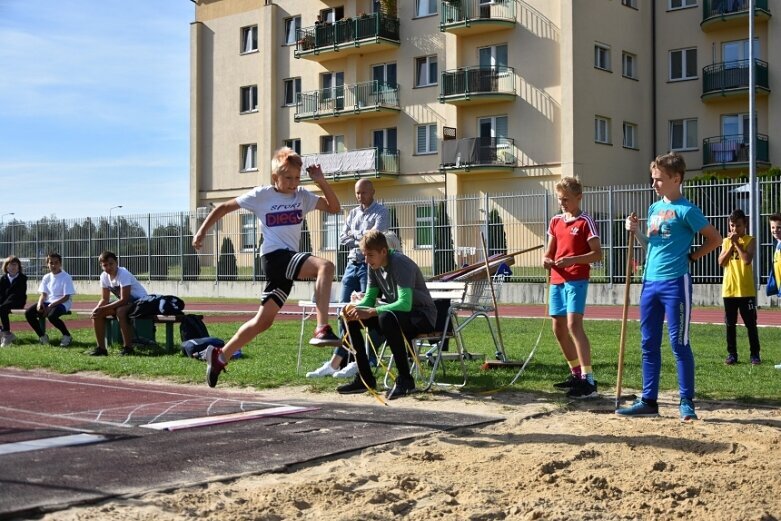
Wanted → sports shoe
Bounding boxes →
[39,335,50,345]
[60,335,72,347]
[89,347,108,356]
[337,376,375,395]
[725,354,738,365]
[679,398,698,422]
[119,346,134,356]
[386,380,417,400]
[553,374,580,389]
[0,332,15,348]
[205,345,227,388]
[309,325,341,347]
[615,398,659,417]
[750,356,761,366]
[333,361,359,378]
[566,379,598,399]
[306,361,338,378]
[775,362,781,370]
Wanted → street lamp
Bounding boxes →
[0,212,14,225]
[109,206,123,254]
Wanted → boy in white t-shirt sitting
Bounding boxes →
[25,252,76,346]
[89,251,149,356]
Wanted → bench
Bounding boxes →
[104,314,195,353]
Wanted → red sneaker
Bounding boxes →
[308,325,341,347]
[205,345,227,387]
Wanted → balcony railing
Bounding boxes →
[295,81,400,121]
[702,0,770,29]
[440,137,516,170]
[440,0,516,32]
[702,59,769,99]
[439,66,515,102]
[295,13,400,58]
[300,148,400,181]
[702,134,769,167]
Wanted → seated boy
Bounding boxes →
[25,252,75,346]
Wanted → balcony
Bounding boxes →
[440,137,516,173]
[295,81,401,122]
[294,13,400,62]
[440,0,517,35]
[701,59,770,101]
[300,148,400,183]
[439,66,516,105]
[702,134,769,169]
[701,0,770,31]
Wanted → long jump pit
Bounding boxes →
[0,368,501,518]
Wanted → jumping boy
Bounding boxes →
[543,176,603,398]
[195,147,341,387]
[768,213,781,370]
[617,153,721,421]
[718,209,761,365]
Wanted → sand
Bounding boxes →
[43,387,781,521]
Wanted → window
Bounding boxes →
[416,124,437,154]
[241,25,257,53]
[594,44,611,71]
[416,0,437,17]
[240,144,257,172]
[723,38,760,63]
[321,135,345,153]
[373,128,397,152]
[241,214,257,251]
[670,119,698,150]
[319,7,344,23]
[669,48,697,80]
[284,138,301,155]
[669,0,696,9]
[415,55,438,87]
[240,85,257,113]
[284,16,301,46]
[283,78,301,106]
[322,213,339,251]
[623,122,637,149]
[622,0,638,7]
[622,52,637,79]
[595,117,611,144]
[478,44,509,69]
[415,206,433,248]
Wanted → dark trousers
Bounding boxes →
[724,297,760,358]
[343,310,434,387]
[25,303,71,337]
[0,304,13,331]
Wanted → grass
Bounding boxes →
[0,316,779,404]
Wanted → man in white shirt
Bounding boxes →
[24,253,76,347]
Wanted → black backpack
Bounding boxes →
[129,294,185,319]
[179,314,209,342]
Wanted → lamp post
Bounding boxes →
[109,205,123,254]
[0,212,14,226]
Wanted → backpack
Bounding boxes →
[181,336,224,358]
[179,314,209,342]
[129,294,186,319]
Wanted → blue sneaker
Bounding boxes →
[679,398,698,422]
[615,398,659,417]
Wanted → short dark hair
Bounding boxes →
[770,213,781,224]
[98,251,118,263]
[47,252,62,263]
[729,209,747,225]
[650,152,686,180]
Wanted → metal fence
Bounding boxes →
[0,177,778,285]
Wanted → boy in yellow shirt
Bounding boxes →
[718,209,760,365]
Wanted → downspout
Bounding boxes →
[652,0,657,157]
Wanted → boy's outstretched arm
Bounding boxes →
[308,165,341,214]
[690,224,722,261]
[193,200,240,250]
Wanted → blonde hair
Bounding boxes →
[270,147,303,177]
[555,176,583,196]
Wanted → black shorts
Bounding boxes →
[260,250,311,307]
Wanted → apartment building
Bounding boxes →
[189,0,775,211]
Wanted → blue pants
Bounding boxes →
[639,275,695,401]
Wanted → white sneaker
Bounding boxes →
[60,335,72,347]
[39,335,50,345]
[333,361,359,378]
[0,332,14,347]
[775,362,781,370]
[306,361,338,378]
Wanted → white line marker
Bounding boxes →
[141,405,318,431]
[0,433,107,456]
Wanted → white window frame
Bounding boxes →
[623,122,638,149]
[595,116,611,144]
[321,135,345,154]
[622,0,638,8]
[240,85,258,114]
[322,212,339,251]
[416,124,437,154]
[284,16,301,46]
[669,118,698,151]
[240,144,258,172]
[622,52,637,79]
[283,77,301,107]
[594,43,611,71]
[668,0,697,10]
[240,25,258,54]
[284,138,301,155]
[415,0,437,17]
[669,47,697,81]
[241,213,257,252]
[415,55,438,87]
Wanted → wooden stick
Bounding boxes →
[432,244,543,281]
[615,228,635,409]
[480,232,507,360]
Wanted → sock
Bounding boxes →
[218,353,227,364]
[567,359,581,378]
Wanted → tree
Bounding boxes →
[433,201,456,275]
[217,237,238,281]
[487,208,507,257]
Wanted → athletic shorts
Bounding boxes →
[548,279,589,316]
[260,249,311,307]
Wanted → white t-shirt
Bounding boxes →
[100,267,148,301]
[236,185,320,256]
[38,271,76,311]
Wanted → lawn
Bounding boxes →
[0,316,778,404]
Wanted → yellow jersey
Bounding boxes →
[722,235,756,298]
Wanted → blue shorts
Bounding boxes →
[549,280,589,316]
